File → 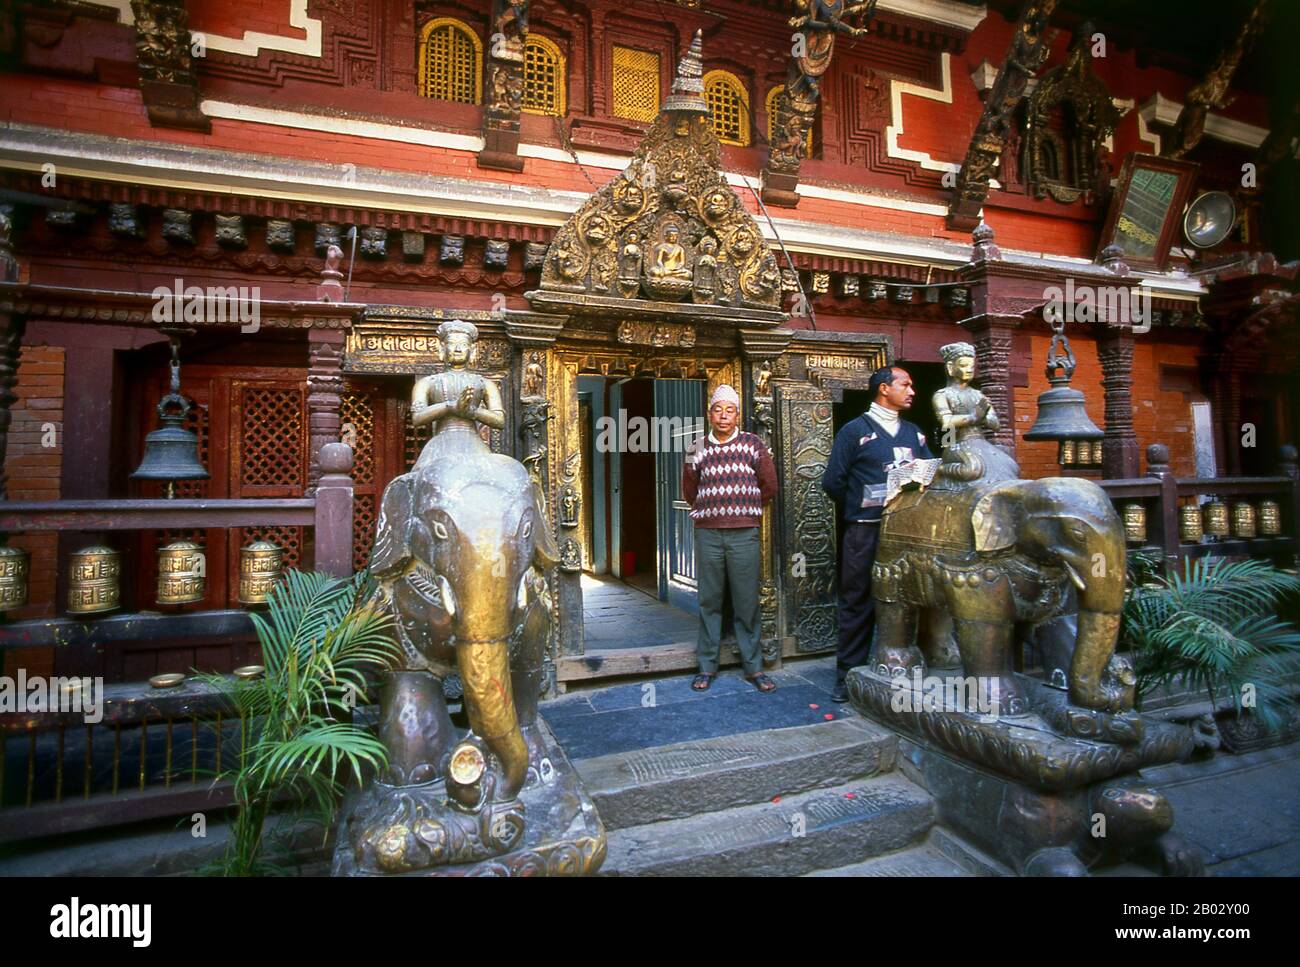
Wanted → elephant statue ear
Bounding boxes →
[531,480,560,567]
[369,474,414,576]
[971,485,1023,553]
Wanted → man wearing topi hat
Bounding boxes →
[682,384,779,692]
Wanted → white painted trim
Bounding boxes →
[1139,93,1270,149]
[201,100,485,152]
[91,0,323,58]
[886,52,960,175]
[878,0,987,32]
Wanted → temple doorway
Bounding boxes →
[576,374,707,649]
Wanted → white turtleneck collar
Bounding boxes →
[868,402,902,436]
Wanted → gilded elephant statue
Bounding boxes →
[346,415,558,873]
[873,476,1135,724]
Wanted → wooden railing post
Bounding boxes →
[314,442,354,578]
[1145,442,1180,574]
[1280,444,1299,568]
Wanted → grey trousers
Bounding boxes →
[694,526,763,676]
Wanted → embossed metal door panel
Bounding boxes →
[775,386,838,653]
[655,379,706,613]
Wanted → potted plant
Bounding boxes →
[1122,555,1300,750]
[200,569,400,875]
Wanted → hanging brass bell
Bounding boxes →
[68,545,121,614]
[0,544,30,609]
[132,395,208,497]
[157,540,205,605]
[1024,323,1104,453]
[1259,499,1282,536]
[239,540,284,605]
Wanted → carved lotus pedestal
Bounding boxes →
[332,719,606,877]
[847,668,1205,877]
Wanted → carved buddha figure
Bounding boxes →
[648,225,691,282]
[693,235,718,301]
[411,320,505,465]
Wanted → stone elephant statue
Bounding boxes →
[873,476,1134,722]
[345,422,558,872]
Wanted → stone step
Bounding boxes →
[574,717,897,830]
[806,844,973,877]
[601,773,934,877]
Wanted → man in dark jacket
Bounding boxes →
[821,366,933,702]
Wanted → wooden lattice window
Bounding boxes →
[766,86,811,157]
[611,46,660,123]
[239,387,305,489]
[341,390,378,572]
[419,18,481,104]
[704,70,749,146]
[522,35,565,117]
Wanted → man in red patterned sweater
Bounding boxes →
[681,384,779,692]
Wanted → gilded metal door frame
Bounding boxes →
[773,382,839,654]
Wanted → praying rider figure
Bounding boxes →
[930,341,1019,488]
[410,320,505,467]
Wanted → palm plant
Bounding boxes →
[200,569,401,876]
[1122,555,1300,728]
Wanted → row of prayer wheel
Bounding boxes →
[1059,439,1104,467]
[1122,499,1284,545]
[0,540,284,614]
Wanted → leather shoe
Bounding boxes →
[831,681,849,703]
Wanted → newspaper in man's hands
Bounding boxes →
[885,457,943,506]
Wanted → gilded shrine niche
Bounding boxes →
[529,31,785,326]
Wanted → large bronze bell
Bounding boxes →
[131,336,208,497]
[1024,318,1104,453]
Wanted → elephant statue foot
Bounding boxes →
[1148,831,1206,877]
[352,781,526,875]
[1023,847,1089,877]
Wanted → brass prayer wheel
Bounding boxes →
[157,540,205,605]
[1122,503,1147,544]
[1179,503,1203,542]
[1202,499,1230,537]
[1077,440,1094,465]
[1259,499,1282,536]
[0,544,30,609]
[1059,439,1076,465]
[1231,501,1257,539]
[68,545,121,614]
[239,540,283,605]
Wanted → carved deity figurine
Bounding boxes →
[522,351,545,400]
[618,231,643,298]
[755,359,772,397]
[692,235,718,302]
[787,0,875,102]
[931,341,1019,487]
[411,320,505,463]
[551,237,583,284]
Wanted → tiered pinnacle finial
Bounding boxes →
[663,30,708,115]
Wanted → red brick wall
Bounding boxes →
[1012,333,1200,480]
[3,345,64,679]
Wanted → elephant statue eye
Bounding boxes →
[433,521,449,541]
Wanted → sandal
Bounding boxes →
[692,673,717,691]
[746,673,777,693]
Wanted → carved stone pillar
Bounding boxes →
[477,0,528,172]
[1096,326,1140,478]
[960,313,1019,456]
[306,330,345,494]
[130,0,211,132]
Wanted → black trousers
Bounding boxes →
[836,521,880,685]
